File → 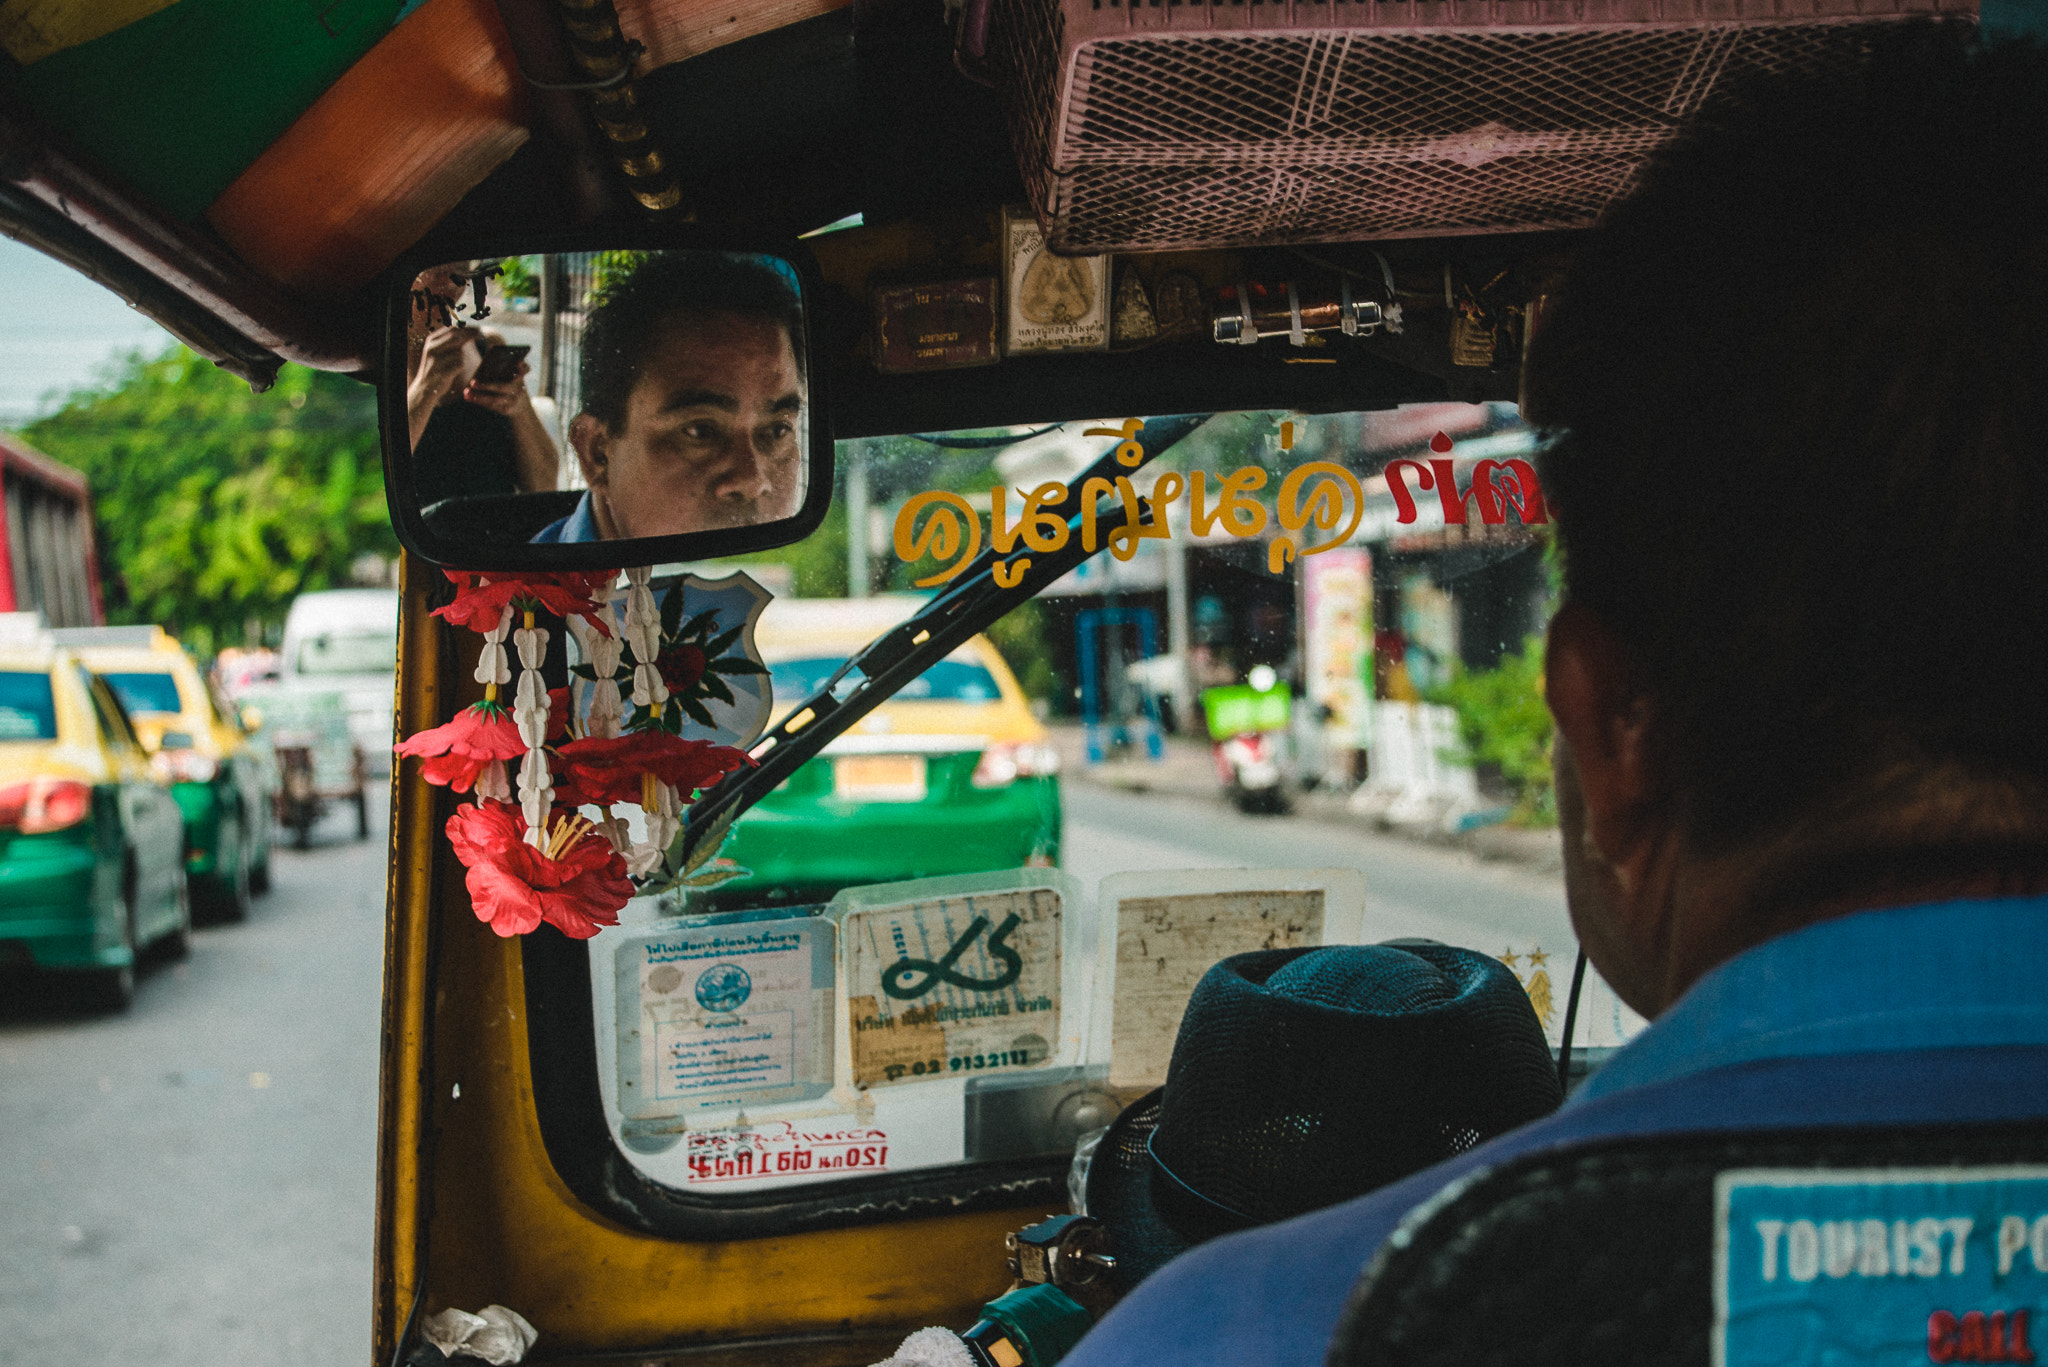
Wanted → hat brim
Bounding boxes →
[1085,1087,1248,1296]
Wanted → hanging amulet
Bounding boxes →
[1450,307,1497,368]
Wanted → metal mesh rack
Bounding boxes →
[990,0,1973,252]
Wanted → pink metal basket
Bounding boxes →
[988,0,1976,253]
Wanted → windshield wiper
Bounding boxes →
[664,413,1215,886]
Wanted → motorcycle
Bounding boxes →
[1201,665,1294,814]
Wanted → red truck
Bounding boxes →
[0,432,103,628]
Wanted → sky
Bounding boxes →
[0,236,177,431]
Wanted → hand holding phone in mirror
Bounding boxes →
[462,344,531,412]
[407,325,480,446]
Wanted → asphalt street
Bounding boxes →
[0,790,387,1367]
[0,781,1580,1366]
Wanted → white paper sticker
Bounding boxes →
[1110,887,1325,1089]
[844,887,1062,1089]
[615,917,833,1117]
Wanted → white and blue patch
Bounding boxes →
[1716,1165,2048,1366]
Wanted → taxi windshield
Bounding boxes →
[101,671,183,716]
[768,658,1002,704]
[558,405,1640,1220]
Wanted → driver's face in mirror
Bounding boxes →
[552,253,807,542]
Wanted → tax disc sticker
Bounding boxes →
[844,887,1061,1089]
[615,916,834,1117]
[1715,1166,2048,1367]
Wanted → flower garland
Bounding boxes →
[397,570,756,939]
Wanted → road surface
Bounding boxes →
[0,796,385,1367]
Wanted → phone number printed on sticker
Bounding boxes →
[883,1045,1049,1083]
[845,888,1062,1089]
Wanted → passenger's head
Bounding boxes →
[1528,27,2048,1014]
[568,253,806,539]
[1085,944,1559,1298]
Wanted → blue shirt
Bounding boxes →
[532,491,598,544]
[1063,896,2048,1367]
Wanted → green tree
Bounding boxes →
[21,347,396,655]
[1428,634,1555,827]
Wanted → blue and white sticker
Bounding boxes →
[1716,1166,2048,1366]
[614,915,834,1118]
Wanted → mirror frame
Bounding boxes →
[378,230,834,570]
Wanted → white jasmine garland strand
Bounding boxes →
[517,748,553,844]
[622,567,669,712]
[564,616,602,742]
[510,620,554,847]
[512,627,550,746]
[584,603,626,739]
[624,567,661,661]
[473,604,513,688]
[628,779,681,875]
[475,759,510,803]
[592,811,633,858]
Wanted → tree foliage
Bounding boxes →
[1428,634,1555,826]
[21,347,395,655]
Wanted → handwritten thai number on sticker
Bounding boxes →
[881,913,1024,1000]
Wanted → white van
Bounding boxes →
[279,589,399,772]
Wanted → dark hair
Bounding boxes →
[577,252,805,429]
[1526,27,2048,869]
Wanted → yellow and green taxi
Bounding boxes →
[0,618,188,1009]
[57,626,273,921]
[707,596,1061,911]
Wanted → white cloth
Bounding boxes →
[420,1304,538,1365]
[868,1327,976,1367]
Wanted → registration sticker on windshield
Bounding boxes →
[1715,1166,2048,1367]
[844,887,1061,1089]
[614,916,835,1117]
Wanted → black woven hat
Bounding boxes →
[1085,942,1562,1293]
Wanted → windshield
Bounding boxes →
[295,632,396,675]
[0,672,57,740]
[565,406,1646,1219]
[101,671,184,716]
[768,657,1002,704]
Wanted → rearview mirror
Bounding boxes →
[381,245,832,569]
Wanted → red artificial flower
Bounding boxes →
[394,701,526,791]
[547,686,571,743]
[444,801,632,939]
[433,570,616,636]
[551,732,753,808]
[657,642,708,693]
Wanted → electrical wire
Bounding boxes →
[1555,949,1589,1094]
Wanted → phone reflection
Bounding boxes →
[406,251,808,547]
[407,261,559,507]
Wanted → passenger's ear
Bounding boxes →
[1546,602,1662,875]
[569,414,609,492]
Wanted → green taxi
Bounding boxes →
[0,621,188,1009]
[58,626,273,921]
